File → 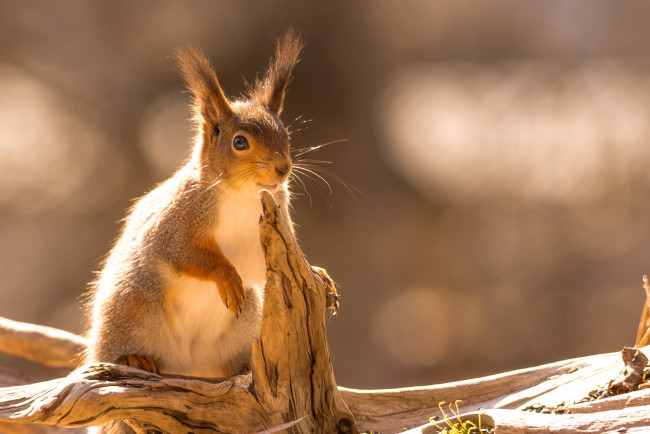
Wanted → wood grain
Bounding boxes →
[0,317,86,369]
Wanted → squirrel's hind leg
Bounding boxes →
[116,354,160,374]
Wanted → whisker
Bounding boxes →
[290,125,311,135]
[206,174,224,190]
[294,158,333,165]
[291,168,324,189]
[294,163,364,202]
[227,167,258,189]
[288,114,304,128]
[160,171,222,217]
[292,139,348,157]
[293,166,333,195]
[287,115,313,135]
[289,172,313,206]
[293,170,333,207]
[292,168,330,194]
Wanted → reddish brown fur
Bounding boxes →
[249,29,305,114]
[179,233,244,315]
[87,30,306,434]
[175,46,233,127]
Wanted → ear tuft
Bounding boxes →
[175,46,232,128]
[250,29,304,115]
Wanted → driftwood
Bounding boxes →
[342,348,650,432]
[414,406,650,433]
[0,340,647,432]
[0,192,649,432]
[0,316,86,369]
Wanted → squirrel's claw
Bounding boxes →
[312,266,340,314]
[326,292,340,315]
[215,265,245,317]
[117,354,160,374]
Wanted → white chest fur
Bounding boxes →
[159,190,268,377]
[213,191,267,288]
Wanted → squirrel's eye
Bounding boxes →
[233,135,250,151]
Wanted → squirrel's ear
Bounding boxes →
[251,29,304,115]
[175,46,232,133]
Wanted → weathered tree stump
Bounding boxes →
[251,192,355,432]
[0,191,357,433]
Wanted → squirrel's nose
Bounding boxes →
[275,163,290,177]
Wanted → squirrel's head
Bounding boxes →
[176,31,303,197]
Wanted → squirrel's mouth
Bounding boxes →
[256,182,278,191]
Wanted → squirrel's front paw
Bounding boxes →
[117,354,159,374]
[215,264,244,317]
[312,266,339,314]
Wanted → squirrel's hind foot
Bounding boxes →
[117,354,160,374]
[312,266,340,314]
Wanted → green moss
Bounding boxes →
[429,401,493,434]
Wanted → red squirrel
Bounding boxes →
[85,29,338,399]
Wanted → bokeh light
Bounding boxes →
[0,64,125,214]
[138,90,192,178]
[2,1,650,390]
[379,61,650,204]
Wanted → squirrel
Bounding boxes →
[85,28,338,400]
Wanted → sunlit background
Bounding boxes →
[1,1,650,389]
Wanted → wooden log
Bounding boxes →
[0,364,251,431]
[0,317,86,369]
[570,387,650,414]
[0,345,639,432]
[340,349,628,432]
[0,367,87,433]
[407,406,650,433]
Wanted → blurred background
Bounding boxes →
[1,0,650,389]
